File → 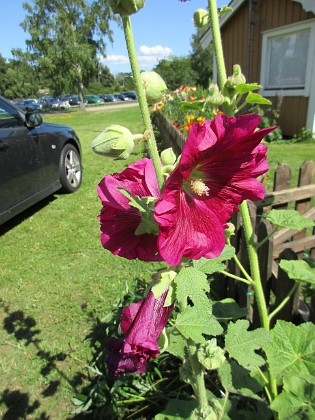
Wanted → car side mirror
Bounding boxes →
[25,112,43,128]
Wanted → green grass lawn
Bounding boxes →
[0,107,314,418]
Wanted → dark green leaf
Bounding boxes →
[212,299,247,320]
[155,398,199,419]
[225,320,269,370]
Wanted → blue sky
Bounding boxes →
[0,0,226,74]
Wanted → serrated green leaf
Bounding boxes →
[175,266,211,312]
[235,83,262,94]
[271,375,315,419]
[279,260,315,284]
[245,93,272,105]
[225,320,269,370]
[175,306,222,343]
[265,321,315,379]
[267,209,315,230]
[179,101,204,111]
[218,360,263,399]
[154,398,198,420]
[212,298,247,320]
[193,245,235,274]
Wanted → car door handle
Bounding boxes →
[0,141,8,151]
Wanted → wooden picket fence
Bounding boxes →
[152,111,315,325]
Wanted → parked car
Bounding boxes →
[14,99,42,112]
[84,95,104,104]
[121,91,137,100]
[0,95,82,225]
[39,97,70,110]
[114,93,132,101]
[100,94,118,102]
[64,96,88,106]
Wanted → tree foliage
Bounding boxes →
[153,56,198,91]
[21,0,118,102]
[190,31,213,88]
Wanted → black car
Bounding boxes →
[121,91,137,100]
[0,95,82,225]
[100,94,118,103]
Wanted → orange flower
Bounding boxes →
[189,96,197,102]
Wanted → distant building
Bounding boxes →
[201,0,315,137]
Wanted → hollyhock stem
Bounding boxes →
[188,341,210,414]
[208,0,227,91]
[122,16,164,190]
[208,0,278,400]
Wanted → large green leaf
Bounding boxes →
[218,360,263,399]
[212,298,247,320]
[265,321,315,380]
[245,93,272,105]
[235,83,262,94]
[175,266,211,312]
[279,260,315,285]
[225,320,269,370]
[193,245,235,274]
[175,306,222,343]
[267,209,315,230]
[271,375,315,419]
[165,327,187,360]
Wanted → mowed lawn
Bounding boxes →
[0,106,166,418]
[0,105,314,418]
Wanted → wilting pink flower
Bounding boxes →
[107,289,173,375]
[154,114,275,266]
[97,158,162,261]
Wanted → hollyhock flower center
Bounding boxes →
[189,177,210,197]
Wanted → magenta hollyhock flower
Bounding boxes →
[97,158,162,262]
[154,114,275,266]
[107,289,173,375]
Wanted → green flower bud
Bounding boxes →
[141,71,167,104]
[226,64,246,88]
[109,0,145,16]
[91,124,136,160]
[193,9,209,28]
[160,147,176,166]
[206,83,225,106]
[224,222,235,239]
[197,338,226,370]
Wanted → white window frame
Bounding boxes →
[260,19,315,97]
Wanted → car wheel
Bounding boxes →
[59,144,82,193]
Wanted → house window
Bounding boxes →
[261,20,315,96]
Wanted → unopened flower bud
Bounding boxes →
[141,71,167,104]
[224,222,235,239]
[109,0,145,16]
[226,64,246,88]
[161,148,176,166]
[92,124,137,160]
[207,83,225,106]
[193,9,209,28]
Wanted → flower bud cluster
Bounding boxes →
[109,0,145,16]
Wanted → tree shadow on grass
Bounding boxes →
[0,299,85,418]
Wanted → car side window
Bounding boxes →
[0,100,21,129]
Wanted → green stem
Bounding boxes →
[239,201,269,330]
[255,227,278,250]
[221,270,252,285]
[188,341,210,415]
[122,16,164,190]
[268,283,299,322]
[208,0,227,90]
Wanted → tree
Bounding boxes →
[21,0,118,108]
[190,31,213,89]
[153,56,198,91]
